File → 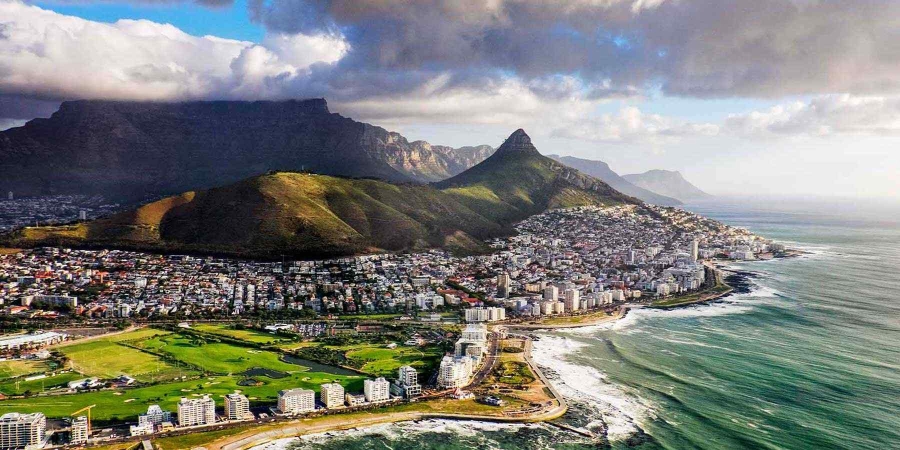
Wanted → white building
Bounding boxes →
[224,392,251,421]
[564,289,580,312]
[70,416,88,445]
[177,395,216,427]
[465,307,505,323]
[364,377,390,403]
[392,365,422,398]
[0,413,46,450]
[0,332,66,351]
[131,405,171,436]
[278,388,315,415]
[438,355,474,389]
[320,383,345,409]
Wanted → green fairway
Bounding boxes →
[345,344,443,377]
[190,324,285,344]
[60,330,193,383]
[0,329,367,421]
[0,369,365,421]
[136,334,299,375]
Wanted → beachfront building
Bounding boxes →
[130,405,171,436]
[320,383,345,409]
[391,365,422,399]
[278,388,315,415]
[70,416,88,445]
[564,289,580,312]
[224,392,251,421]
[177,395,216,427]
[363,377,390,403]
[438,355,474,389]
[0,413,46,450]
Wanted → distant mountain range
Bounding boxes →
[623,170,713,203]
[0,99,493,201]
[6,130,639,258]
[547,155,682,206]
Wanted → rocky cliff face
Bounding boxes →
[0,99,493,201]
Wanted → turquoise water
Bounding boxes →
[266,198,900,450]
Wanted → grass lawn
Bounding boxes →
[344,344,443,377]
[136,334,299,375]
[0,371,365,421]
[0,360,52,381]
[60,331,191,383]
[488,361,535,386]
[190,324,285,345]
[651,283,732,308]
[0,371,84,395]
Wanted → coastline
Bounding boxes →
[91,255,778,450]
[201,317,625,450]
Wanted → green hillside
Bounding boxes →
[5,129,640,258]
[436,129,637,223]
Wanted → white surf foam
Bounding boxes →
[530,333,653,442]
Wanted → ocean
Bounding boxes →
[253,197,900,450]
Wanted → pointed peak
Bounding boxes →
[495,129,539,155]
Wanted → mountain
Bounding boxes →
[6,130,639,258]
[0,99,493,201]
[623,170,713,203]
[547,155,682,206]
[436,129,639,223]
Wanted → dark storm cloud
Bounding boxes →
[247,0,900,98]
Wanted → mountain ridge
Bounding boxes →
[547,155,682,206]
[0,99,494,201]
[623,169,713,203]
[6,129,641,259]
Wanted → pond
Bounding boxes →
[280,355,360,376]
[241,367,288,379]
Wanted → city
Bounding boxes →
[0,205,781,449]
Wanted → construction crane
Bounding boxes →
[71,404,97,435]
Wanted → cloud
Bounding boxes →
[551,106,719,143]
[247,0,900,98]
[0,2,347,106]
[725,95,900,137]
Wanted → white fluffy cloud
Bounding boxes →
[725,95,900,137]
[0,1,347,101]
[550,106,719,143]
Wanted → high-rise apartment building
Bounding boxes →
[0,413,46,450]
[224,392,251,421]
[320,383,345,409]
[363,377,390,403]
[177,395,216,427]
[277,388,315,415]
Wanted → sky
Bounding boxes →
[1,0,900,199]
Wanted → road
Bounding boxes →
[466,330,500,388]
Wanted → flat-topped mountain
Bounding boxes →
[7,129,640,258]
[623,170,713,203]
[548,155,682,206]
[0,99,493,201]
